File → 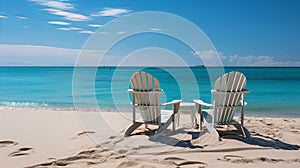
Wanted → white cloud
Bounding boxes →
[2,44,298,67]
[193,50,300,66]
[48,21,70,25]
[116,31,127,35]
[149,28,162,31]
[44,8,89,21]
[16,16,27,20]
[193,50,223,66]
[30,0,74,10]
[78,30,94,34]
[223,55,270,66]
[271,61,300,66]
[193,50,222,60]
[222,55,300,66]
[30,0,88,22]
[0,44,78,65]
[57,27,82,31]
[97,31,109,34]
[88,24,103,28]
[0,15,7,19]
[0,44,104,66]
[91,8,131,17]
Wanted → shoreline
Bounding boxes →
[1,108,300,168]
[1,106,299,118]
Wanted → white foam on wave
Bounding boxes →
[0,101,130,112]
[0,101,49,107]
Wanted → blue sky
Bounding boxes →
[0,0,300,66]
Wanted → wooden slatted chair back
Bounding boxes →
[212,71,247,125]
[130,72,162,124]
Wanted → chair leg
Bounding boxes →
[205,122,221,141]
[177,113,180,127]
[199,112,203,131]
[242,126,252,141]
[124,122,142,137]
[190,113,194,127]
[195,103,203,131]
[145,123,148,129]
[172,114,175,131]
[152,116,173,138]
[233,124,252,141]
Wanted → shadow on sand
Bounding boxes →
[130,127,203,149]
[146,128,203,149]
[143,127,300,151]
[220,130,300,150]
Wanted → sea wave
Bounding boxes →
[0,101,49,108]
[0,101,130,112]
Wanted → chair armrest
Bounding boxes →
[211,89,250,94]
[240,100,248,106]
[162,100,182,106]
[127,89,163,94]
[242,89,250,93]
[193,99,213,107]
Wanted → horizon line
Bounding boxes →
[0,65,300,68]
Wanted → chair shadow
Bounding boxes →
[148,128,203,149]
[131,124,300,151]
[219,130,300,150]
[200,111,300,150]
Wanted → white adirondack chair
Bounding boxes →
[194,71,251,141]
[124,72,181,137]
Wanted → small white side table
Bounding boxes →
[177,102,197,127]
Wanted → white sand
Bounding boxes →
[0,108,300,168]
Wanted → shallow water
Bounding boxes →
[0,66,299,117]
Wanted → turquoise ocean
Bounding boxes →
[0,67,299,117]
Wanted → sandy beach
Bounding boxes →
[1,0,300,167]
[0,108,299,168]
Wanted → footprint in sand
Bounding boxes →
[0,140,18,148]
[70,130,95,140]
[164,157,186,161]
[116,149,128,155]
[219,155,255,163]
[77,130,95,136]
[220,155,298,164]
[164,157,207,167]
[8,147,34,157]
[97,135,124,147]
[177,161,207,167]
[218,155,245,163]
[117,160,144,168]
[109,135,117,139]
